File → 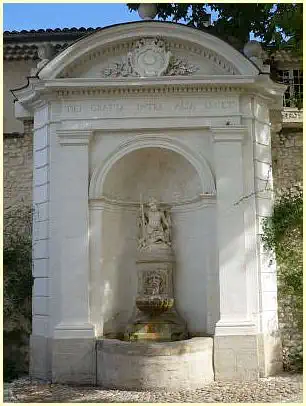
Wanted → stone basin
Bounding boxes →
[136,296,174,315]
[97,337,214,390]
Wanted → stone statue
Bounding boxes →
[124,197,188,342]
[138,197,171,250]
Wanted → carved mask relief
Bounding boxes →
[141,270,168,296]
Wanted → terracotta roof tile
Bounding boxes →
[4,27,100,34]
[4,43,69,61]
[270,49,300,64]
[3,25,300,64]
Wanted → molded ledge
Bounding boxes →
[211,126,248,142]
[57,129,93,145]
[54,322,95,339]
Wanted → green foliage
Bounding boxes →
[3,207,33,382]
[271,3,303,57]
[262,185,303,369]
[127,3,303,55]
[262,186,303,300]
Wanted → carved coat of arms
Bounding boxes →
[128,38,171,77]
[103,37,199,78]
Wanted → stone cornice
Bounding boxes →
[12,77,45,107]
[53,82,247,98]
[13,75,285,108]
[46,75,255,87]
[89,193,216,213]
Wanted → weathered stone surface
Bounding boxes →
[271,130,303,191]
[257,333,283,377]
[29,335,52,381]
[52,338,96,385]
[3,120,33,239]
[278,295,303,371]
[271,129,303,370]
[97,337,214,390]
[214,335,259,380]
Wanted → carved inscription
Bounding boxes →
[202,100,236,110]
[174,101,195,112]
[65,104,82,113]
[137,102,163,113]
[62,98,238,118]
[91,103,123,113]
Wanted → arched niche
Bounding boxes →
[89,134,216,201]
[89,144,218,337]
[102,147,203,204]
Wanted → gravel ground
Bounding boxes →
[4,373,303,403]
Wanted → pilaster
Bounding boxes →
[212,126,259,380]
[212,127,256,335]
[52,129,95,384]
[54,129,94,337]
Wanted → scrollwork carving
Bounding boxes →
[102,37,199,78]
[103,60,136,78]
[167,57,199,76]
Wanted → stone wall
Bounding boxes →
[271,126,303,371]
[271,128,303,190]
[4,59,37,134]
[3,120,34,380]
[278,295,303,371]
[3,120,34,241]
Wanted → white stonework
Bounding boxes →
[13,21,286,384]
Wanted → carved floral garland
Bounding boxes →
[103,56,199,78]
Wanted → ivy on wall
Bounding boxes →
[3,207,33,382]
[262,184,303,371]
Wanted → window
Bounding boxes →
[278,69,303,108]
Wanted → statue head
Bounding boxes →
[148,197,158,211]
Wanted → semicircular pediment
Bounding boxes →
[39,21,259,80]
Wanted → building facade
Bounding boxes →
[3,22,303,382]
[4,26,302,226]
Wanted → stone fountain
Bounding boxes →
[125,197,187,342]
[96,198,214,390]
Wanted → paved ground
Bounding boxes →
[3,373,303,403]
